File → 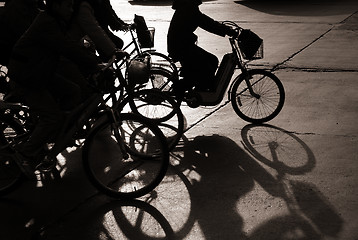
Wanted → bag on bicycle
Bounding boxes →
[134,14,154,48]
[237,29,263,60]
[127,55,151,85]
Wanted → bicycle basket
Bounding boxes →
[134,14,155,48]
[237,29,263,60]
[127,55,151,86]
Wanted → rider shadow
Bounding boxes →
[171,124,343,239]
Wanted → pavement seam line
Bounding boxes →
[275,67,358,73]
[184,100,231,133]
[272,27,334,72]
[339,10,358,24]
[273,10,358,72]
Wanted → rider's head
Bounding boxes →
[172,0,202,10]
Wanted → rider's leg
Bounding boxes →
[18,87,64,159]
[11,87,64,179]
[56,57,94,102]
[180,46,219,91]
[49,73,82,111]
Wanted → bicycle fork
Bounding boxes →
[109,108,129,160]
[243,71,261,99]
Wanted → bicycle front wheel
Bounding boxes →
[82,113,169,199]
[230,69,285,123]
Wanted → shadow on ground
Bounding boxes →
[38,125,344,239]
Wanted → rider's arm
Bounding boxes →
[100,0,128,31]
[197,11,233,37]
[31,14,101,73]
[76,1,117,60]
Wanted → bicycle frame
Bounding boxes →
[183,27,261,107]
[122,28,145,58]
[189,37,243,106]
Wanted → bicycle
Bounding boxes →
[0,55,170,199]
[98,52,184,151]
[0,43,184,151]
[147,21,285,124]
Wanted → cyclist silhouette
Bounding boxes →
[167,0,236,93]
[7,0,101,179]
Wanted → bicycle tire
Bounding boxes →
[82,113,169,199]
[128,89,184,151]
[0,115,25,195]
[140,51,178,76]
[230,69,285,123]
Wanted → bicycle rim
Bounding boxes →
[83,113,169,199]
[231,69,285,123]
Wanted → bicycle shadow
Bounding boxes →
[164,125,343,239]
[47,125,344,239]
[2,124,344,239]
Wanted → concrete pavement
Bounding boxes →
[0,0,357,239]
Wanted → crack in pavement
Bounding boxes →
[272,11,358,72]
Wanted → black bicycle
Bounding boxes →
[147,21,285,124]
[0,55,170,199]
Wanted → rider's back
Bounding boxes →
[8,10,99,89]
[167,0,228,62]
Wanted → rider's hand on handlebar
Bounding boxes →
[226,26,239,38]
[112,20,130,32]
[119,23,130,31]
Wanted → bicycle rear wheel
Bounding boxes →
[82,113,169,199]
[0,116,25,195]
[146,67,176,93]
[230,69,285,123]
[129,89,184,151]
